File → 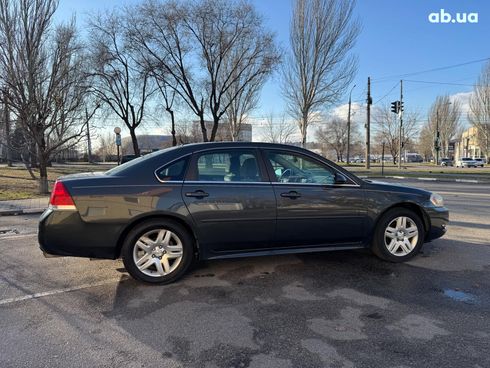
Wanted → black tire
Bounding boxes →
[121,219,194,284]
[371,208,424,263]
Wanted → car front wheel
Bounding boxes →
[121,219,194,284]
[371,208,424,262]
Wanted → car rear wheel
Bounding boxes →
[371,208,424,262]
[121,219,194,284]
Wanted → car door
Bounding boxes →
[182,148,276,256]
[263,149,366,247]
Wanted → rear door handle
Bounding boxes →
[185,190,209,198]
[280,191,301,199]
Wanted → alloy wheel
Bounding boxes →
[133,229,184,277]
[384,216,419,256]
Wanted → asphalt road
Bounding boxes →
[0,180,489,368]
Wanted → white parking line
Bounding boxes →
[0,233,38,240]
[0,277,128,306]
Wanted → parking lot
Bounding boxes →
[1,179,489,368]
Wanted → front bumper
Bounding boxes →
[39,208,121,259]
[424,206,449,241]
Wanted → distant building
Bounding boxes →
[454,126,488,160]
[121,135,173,154]
[192,121,253,142]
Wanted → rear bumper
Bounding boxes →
[425,206,449,241]
[39,208,121,259]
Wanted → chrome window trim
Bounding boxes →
[154,154,192,184]
[153,145,362,187]
[182,180,359,188]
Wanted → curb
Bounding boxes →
[0,208,45,216]
[362,175,486,184]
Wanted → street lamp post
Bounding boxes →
[346,84,356,165]
[114,127,121,165]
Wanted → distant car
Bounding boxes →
[456,157,477,168]
[404,154,424,163]
[474,158,485,167]
[39,142,448,284]
[121,154,137,164]
[440,158,453,167]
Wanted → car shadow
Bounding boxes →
[100,240,490,368]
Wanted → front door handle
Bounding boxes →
[185,190,209,198]
[280,191,301,199]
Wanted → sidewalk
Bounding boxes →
[0,197,49,216]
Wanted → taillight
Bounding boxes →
[49,181,75,208]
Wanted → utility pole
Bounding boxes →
[435,109,440,165]
[346,84,356,164]
[2,87,12,167]
[398,80,403,169]
[365,77,372,169]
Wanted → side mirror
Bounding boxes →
[334,172,348,184]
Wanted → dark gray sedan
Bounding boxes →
[39,142,449,283]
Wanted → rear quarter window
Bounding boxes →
[155,157,189,182]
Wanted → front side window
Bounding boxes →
[155,157,189,182]
[266,150,336,185]
[195,150,263,182]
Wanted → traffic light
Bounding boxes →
[400,101,404,112]
[391,101,400,114]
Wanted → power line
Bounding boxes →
[373,81,399,105]
[404,79,482,87]
[372,57,490,83]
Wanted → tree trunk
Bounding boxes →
[167,108,177,147]
[129,128,140,156]
[199,114,208,142]
[301,113,308,148]
[210,116,220,142]
[38,154,49,194]
[30,141,38,168]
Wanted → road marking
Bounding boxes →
[0,233,38,240]
[436,191,490,198]
[0,277,128,306]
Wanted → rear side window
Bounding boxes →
[194,149,264,182]
[155,157,189,182]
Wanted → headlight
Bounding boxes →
[430,193,444,207]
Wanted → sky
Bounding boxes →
[55,0,490,138]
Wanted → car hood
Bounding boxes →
[363,179,432,196]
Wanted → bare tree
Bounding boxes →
[87,10,156,157]
[129,0,279,142]
[95,132,117,162]
[373,105,419,164]
[428,95,461,158]
[0,0,92,193]
[263,113,297,144]
[223,49,266,141]
[187,0,280,141]
[128,1,207,140]
[418,123,434,161]
[282,0,359,147]
[155,78,178,146]
[315,118,360,162]
[469,62,490,159]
